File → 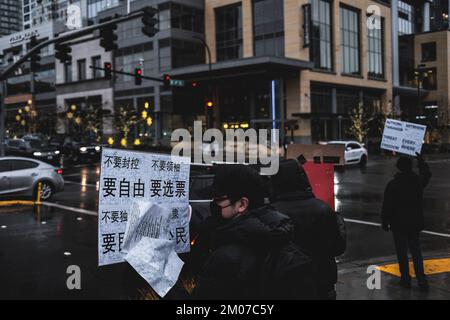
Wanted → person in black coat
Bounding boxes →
[271,159,346,300]
[191,165,310,299]
[382,153,431,290]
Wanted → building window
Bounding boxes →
[159,38,172,72]
[169,3,204,33]
[398,1,414,35]
[77,59,86,81]
[252,0,284,57]
[215,4,243,62]
[311,84,332,114]
[91,56,102,79]
[310,0,332,70]
[64,62,72,83]
[340,5,360,75]
[172,39,205,68]
[422,42,437,62]
[368,17,384,79]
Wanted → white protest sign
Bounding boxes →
[381,119,427,156]
[98,148,191,266]
[124,237,184,298]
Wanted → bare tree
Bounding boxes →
[348,102,375,143]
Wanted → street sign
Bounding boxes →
[381,119,427,156]
[170,79,185,87]
[98,148,191,266]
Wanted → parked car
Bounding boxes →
[327,141,368,167]
[0,157,64,200]
[5,138,62,166]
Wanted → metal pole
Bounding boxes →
[192,36,212,128]
[0,10,147,150]
[0,10,145,81]
[30,70,35,134]
[0,80,6,157]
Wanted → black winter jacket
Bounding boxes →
[273,191,343,291]
[193,206,293,300]
[382,160,431,232]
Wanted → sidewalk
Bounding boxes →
[337,254,450,300]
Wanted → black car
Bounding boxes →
[6,138,62,166]
[58,137,103,165]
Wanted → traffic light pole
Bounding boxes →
[192,36,213,129]
[0,9,147,156]
[89,66,166,83]
[0,80,6,156]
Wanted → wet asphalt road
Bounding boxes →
[0,155,449,299]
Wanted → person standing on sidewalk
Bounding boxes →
[381,153,431,291]
[271,159,346,300]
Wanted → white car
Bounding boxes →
[327,141,368,166]
[0,157,65,200]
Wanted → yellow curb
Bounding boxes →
[377,258,450,278]
[0,200,36,207]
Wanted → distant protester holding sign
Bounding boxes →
[381,153,431,291]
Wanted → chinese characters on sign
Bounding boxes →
[381,119,427,156]
[98,148,191,266]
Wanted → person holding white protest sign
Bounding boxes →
[381,153,431,291]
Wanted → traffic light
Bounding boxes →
[163,74,171,90]
[104,62,113,79]
[29,36,41,73]
[206,99,214,109]
[190,81,199,88]
[135,68,143,86]
[100,24,118,52]
[141,6,159,37]
[55,43,72,63]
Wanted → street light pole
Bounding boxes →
[0,80,6,157]
[415,64,426,122]
[192,35,213,128]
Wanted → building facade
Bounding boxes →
[0,22,64,138]
[169,0,393,146]
[391,0,450,143]
[55,36,114,140]
[95,0,206,146]
[0,0,22,36]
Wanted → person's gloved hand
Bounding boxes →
[382,222,390,232]
[416,152,425,166]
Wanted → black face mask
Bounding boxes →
[209,200,238,224]
[210,201,223,220]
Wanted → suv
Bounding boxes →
[6,138,62,166]
[327,141,368,167]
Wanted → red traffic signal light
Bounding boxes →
[191,81,198,88]
[163,74,171,90]
[104,62,112,79]
[135,68,143,86]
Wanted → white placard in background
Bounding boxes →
[381,119,427,156]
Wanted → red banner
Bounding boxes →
[303,162,335,210]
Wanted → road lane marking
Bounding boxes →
[41,202,97,216]
[377,258,450,277]
[421,230,450,238]
[343,218,450,238]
